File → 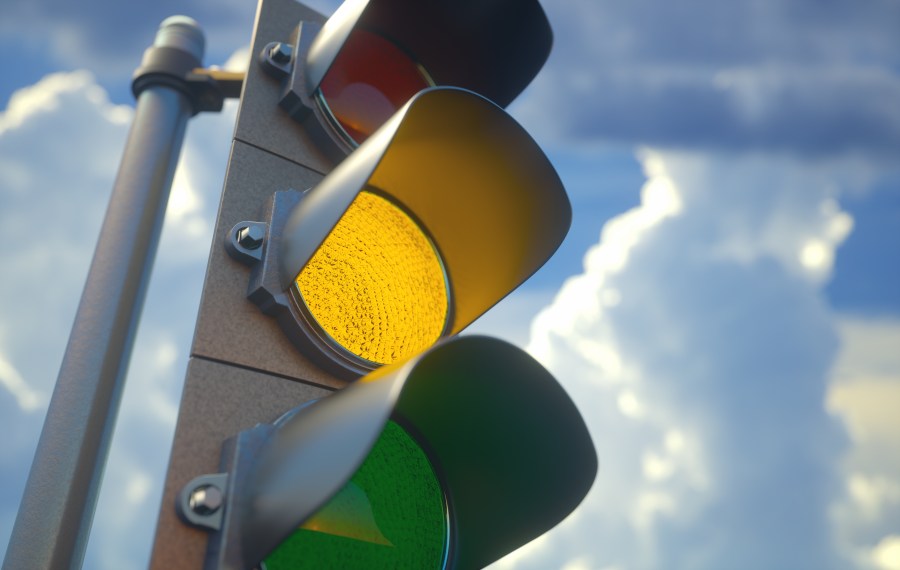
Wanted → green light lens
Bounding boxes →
[263,421,449,569]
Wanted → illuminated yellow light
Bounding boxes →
[295,190,449,366]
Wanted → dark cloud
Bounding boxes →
[1,0,249,78]
[0,0,339,105]
[514,0,900,155]
[5,0,898,154]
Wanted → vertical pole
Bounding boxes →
[3,17,205,570]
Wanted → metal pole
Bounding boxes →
[3,17,205,570]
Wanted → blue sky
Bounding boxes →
[2,0,900,569]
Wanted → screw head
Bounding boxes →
[269,42,293,64]
[237,225,265,250]
[188,484,223,516]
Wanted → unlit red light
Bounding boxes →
[317,29,433,144]
[294,190,449,366]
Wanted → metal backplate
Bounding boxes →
[188,140,344,387]
[148,0,356,567]
[149,360,331,569]
[233,0,331,173]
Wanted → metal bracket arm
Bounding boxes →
[133,45,246,114]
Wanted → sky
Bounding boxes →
[1,0,899,569]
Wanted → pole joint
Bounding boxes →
[132,16,244,114]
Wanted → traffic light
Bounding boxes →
[147,0,597,568]
[258,0,552,156]
[225,87,570,378]
[177,336,595,569]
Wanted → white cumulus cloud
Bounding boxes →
[492,148,872,569]
[828,317,900,570]
[0,67,236,568]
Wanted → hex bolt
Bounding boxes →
[268,42,293,64]
[237,225,265,250]
[188,484,223,516]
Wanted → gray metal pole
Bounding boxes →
[3,17,205,570]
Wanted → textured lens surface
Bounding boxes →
[295,190,449,366]
[263,420,449,569]
[318,29,432,144]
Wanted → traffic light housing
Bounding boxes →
[148,0,597,568]
[178,336,596,569]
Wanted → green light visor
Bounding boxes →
[240,336,597,570]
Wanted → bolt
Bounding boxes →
[237,225,265,250]
[269,42,293,64]
[188,484,223,516]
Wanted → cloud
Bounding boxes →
[0,69,131,562]
[0,0,340,93]
[0,70,130,400]
[5,0,899,155]
[0,67,236,566]
[0,355,41,412]
[828,317,900,569]
[872,536,900,570]
[513,0,900,155]
[489,147,871,569]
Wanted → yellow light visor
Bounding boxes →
[294,190,449,366]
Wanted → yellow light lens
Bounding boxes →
[295,190,449,366]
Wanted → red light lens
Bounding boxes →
[318,30,432,145]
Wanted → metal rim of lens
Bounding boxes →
[313,30,436,149]
[390,413,455,570]
[290,188,453,372]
